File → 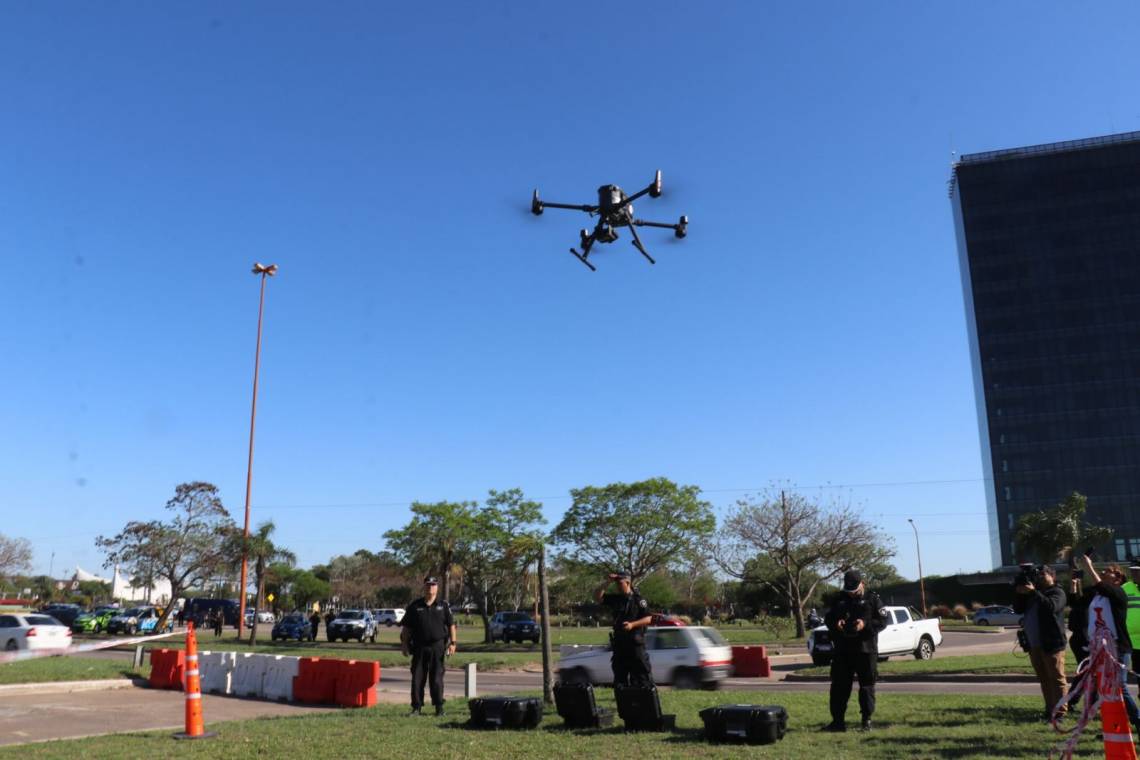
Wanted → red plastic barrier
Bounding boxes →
[731,645,769,678]
[292,657,341,705]
[148,648,186,690]
[335,659,380,708]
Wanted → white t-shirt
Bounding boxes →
[1088,593,1119,645]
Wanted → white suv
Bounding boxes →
[374,608,405,627]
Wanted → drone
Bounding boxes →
[530,170,688,271]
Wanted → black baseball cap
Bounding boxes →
[423,576,439,585]
[842,570,862,592]
[613,571,631,581]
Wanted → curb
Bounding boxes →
[0,677,145,695]
[784,672,1038,683]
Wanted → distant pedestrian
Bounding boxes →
[309,611,321,642]
[212,610,223,637]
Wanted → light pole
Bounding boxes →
[238,262,277,638]
[907,518,927,616]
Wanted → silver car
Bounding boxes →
[972,605,1022,626]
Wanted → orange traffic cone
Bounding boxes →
[173,621,216,741]
[1100,689,1137,760]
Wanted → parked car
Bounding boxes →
[327,610,377,643]
[557,626,732,689]
[271,613,312,642]
[807,606,943,666]
[374,608,405,627]
[244,610,277,628]
[502,614,540,644]
[37,604,83,627]
[0,613,72,652]
[489,611,537,642]
[106,606,171,635]
[972,605,1022,626]
[71,606,119,634]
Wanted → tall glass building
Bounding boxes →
[950,131,1140,568]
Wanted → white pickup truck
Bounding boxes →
[807,606,942,667]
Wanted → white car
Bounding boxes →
[374,608,405,627]
[244,610,276,627]
[972,605,1022,626]
[807,605,943,666]
[0,613,73,652]
[557,626,733,689]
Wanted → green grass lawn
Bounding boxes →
[796,651,1078,677]
[0,689,1109,759]
[0,657,144,685]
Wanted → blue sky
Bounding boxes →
[3,3,1139,582]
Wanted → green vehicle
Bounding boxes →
[71,606,119,634]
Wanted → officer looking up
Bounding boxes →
[822,569,887,733]
[594,571,654,687]
[400,576,457,716]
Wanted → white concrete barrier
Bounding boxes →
[262,655,300,701]
[231,652,270,697]
[199,651,236,695]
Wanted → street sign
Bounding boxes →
[267,593,275,603]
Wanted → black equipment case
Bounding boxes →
[699,704,788,744]
[613,684,676,731]
[467,696,543,729]
[553,682,614,728]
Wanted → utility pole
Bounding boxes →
[538,544,554,705]
[238,262,277,638]
[908,518,927,616]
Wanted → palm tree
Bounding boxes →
[234,521,295,644]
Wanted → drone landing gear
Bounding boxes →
[625,214,656,265]
[569,248,597,271]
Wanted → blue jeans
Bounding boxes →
[1121,653,1139,722]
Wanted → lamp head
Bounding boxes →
[252,262,279,276]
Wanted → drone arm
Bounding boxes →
[541,201,598,213]
[617,170,663,210]
[631,219,676,229]
[633,214,689,238]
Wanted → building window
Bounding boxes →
[1002,460,1009,473]
[1117,539,1126,561]
[1004,486,1012,501]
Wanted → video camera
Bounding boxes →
[1013,562,1044,588]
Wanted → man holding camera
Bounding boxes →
[594,571,654,687]
[1013,564,1068,720]
[821,569,888,732]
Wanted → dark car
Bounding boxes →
[502,614,540,645]
[38,604,83,627]
[271,613,312,642]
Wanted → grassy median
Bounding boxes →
[0,689,1107,759]
[795,651,1076,678]
[0,657,144,685]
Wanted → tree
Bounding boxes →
[456,489,546,642]
[285,569,331,610]
[716,489,895,637]
[0,534,33,580]
[96,482,236,630]
[550,477,716,583]
[227,521,295,644]
[383,501,476,604]
[1014,491,1114,564]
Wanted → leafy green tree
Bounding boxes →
[550,477,716,583]
[637,571,679,610]
[97,482,236,630]
[1014,491,1114,564]
[287,569,331,610]
[717,489,895,637]
[383,501,477,603]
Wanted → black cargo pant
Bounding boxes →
[411,640,447,709]
[612,642,654,688]
[829,650,876,725]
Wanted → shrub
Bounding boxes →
[928,604,952,619]
[951,604,970,620]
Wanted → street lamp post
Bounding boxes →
[238,262,277,638]
[907,518,927,616]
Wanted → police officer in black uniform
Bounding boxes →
[594,571,654,687]
[400,576,457,716]
[822,569,887,732]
